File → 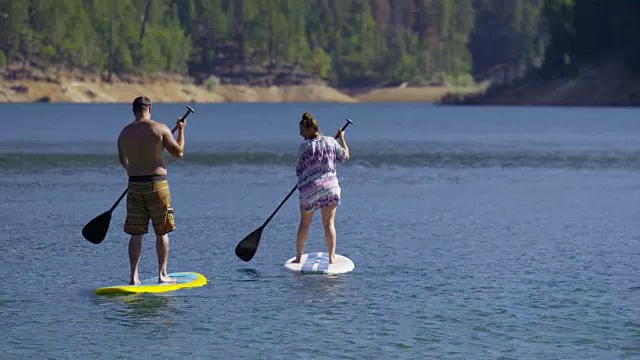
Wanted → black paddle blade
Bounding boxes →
[235,227,264,262]
[82,211,113,244]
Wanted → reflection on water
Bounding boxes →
[236,268,262,281]
[95,294,176,326]
[287,275,349,303]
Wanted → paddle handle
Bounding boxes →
[336,118,353,136]
[261,119,353,228]
[170,106,195,133]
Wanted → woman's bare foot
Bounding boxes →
[159,275,177,284]
[329,256,335,264]
[129,278,141,285]
[291,257,301,264]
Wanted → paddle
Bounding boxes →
[235,118,353,262]
[82,106,195,244]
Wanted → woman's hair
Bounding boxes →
[300,112,321,135]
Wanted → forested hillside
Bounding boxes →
[1,0,639,92]
[0,0,544,87]
[451,0,640,106]
[542,0,640,74]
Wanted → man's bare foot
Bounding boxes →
[159,275,177,284]
[329,256,335,264]
[129,278,141,285]
[291,258,301,264]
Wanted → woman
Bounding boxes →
[293,112,350,264]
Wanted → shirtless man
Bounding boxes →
[117,96,186,284]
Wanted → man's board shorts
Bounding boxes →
[124,175,176,235]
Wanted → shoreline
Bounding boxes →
[442,63,640,107]
[5,63,640,107]
[0,71,482,104]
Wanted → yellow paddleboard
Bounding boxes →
[95,272,207,295]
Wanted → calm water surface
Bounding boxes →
[1,103,640,359]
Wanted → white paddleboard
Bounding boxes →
[284,252,355,274]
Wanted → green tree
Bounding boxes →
[0,0,29,65]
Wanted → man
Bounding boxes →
[117,96,186,285]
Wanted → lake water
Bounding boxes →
[1,102,639,359]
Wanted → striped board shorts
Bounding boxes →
[124,176,176,236]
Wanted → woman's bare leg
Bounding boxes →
[321,205,337,263]
[294,206,314,263]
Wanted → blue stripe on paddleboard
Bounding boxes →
[139,272,198,285]
[301,252,330,273]
[317,253,330,272]
[301,252,323,272]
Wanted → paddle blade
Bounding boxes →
[235,227,264,262]
[82,211,113,244]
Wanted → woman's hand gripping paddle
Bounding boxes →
[234,118,353,262]
[81,106,195,244]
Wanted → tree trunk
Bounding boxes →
[140,0,152,41]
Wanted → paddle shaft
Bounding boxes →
[259,119,353,228]
[107,107,194,213]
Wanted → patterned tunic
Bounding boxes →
[296,136,348,212]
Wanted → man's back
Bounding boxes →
[118,120,168,177]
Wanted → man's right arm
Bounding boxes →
[337,131,350,161]
[162,123,185,159]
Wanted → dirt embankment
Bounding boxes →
[0,67,480,104]
[0,74,356,103]
[442,63,640,106]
